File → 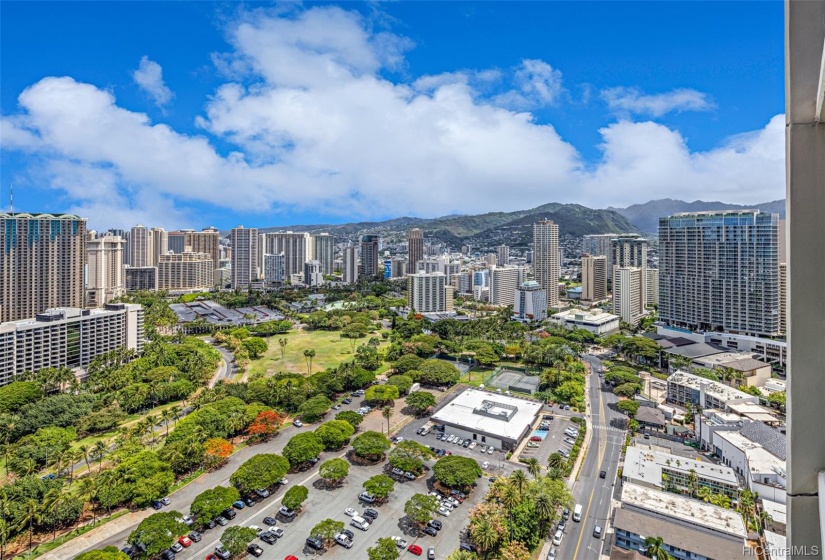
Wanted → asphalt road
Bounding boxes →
[555,352,625,560]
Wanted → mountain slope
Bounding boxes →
[609,199,786,232]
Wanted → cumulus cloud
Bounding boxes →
[0,6,783,229]
[601,86,714,117]
[133,56,174,107]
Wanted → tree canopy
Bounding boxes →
[282,485,309,511]
[368,537,400,560]
[363,474,395,500]
[314,420,355,450]
[298,395,333,423]
[282,432,324,467]
[221,526,258,556]
[190,486,240,524]
[127,512,188,559]
[405,391,436,415]
[404,493,439,525]
[229,454,289,493]
[433,456,482,489]
[365,385,400,405]
[352,431,391,461]
[319,458,350,485]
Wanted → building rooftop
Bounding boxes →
[663,343,726,359]
[668,370,758,403]
[624,445,740,487]
[740,420,787,460]
[431,389,542,442]
[170,301,282,325]
[621,482,747,538]
[714,430,786,480]
[634,406,666,427]
[551,308,618,325]
[3,305,133,328]
[764,531,787,560]
[761,499,786,526]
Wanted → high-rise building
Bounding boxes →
[304,260,323,287]
[360,235,380,278]
[185,228,221,271]
[86,233,125,307]
[779,262,787,336]
[343,246,359,284]
[489,266,521,307]
[264,232,313,278]
[129,225,152,267]
[313,233,335,275]
[514,280,548,322]
[496,245,510,266]
[168,231,186,254]
[473,269,489,288]
[230,226,259,289]
[264,253,286,285]
[484,253,497,267]
[150,227,168,265]
[0,212,87,323]
[659,210,779,336]
[646,268,659,307]
[407,229,424,274]
[125,266,158,292]
[533,220,560,308]
[452,271,472,294]
[0,303,144,385]
[390,258,406,278]
[613,267,645,325]
[583,234,619,271]
[611,233,649,307]
[407,271,449,313]
[581,253,608,302]
[157,252,213,291]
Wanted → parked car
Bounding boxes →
[306,536,324,550]
[343,397,352,404]
[254,488,270,498]
[359,492,376,503]
[462,440,470,448]
[232,500,245,509]
[160,497,171,506]
[278,506,296,518]
[214,547,231,560]
[187,531,202,543]
[204,519,216,530]
[530,435,542,442]
[214,516,229,526]
[428,519,442,531]
[259,531,277,545]
[423,526,438,536]
[247,544,264,557]
[170,543,183,553]
[279,477,288,485]
[221,508,236,520]
[150,500,163,510]
[334,533,353,548]
[437,506,451,516]
[408,544,423,556]
[391,536,408,548]
[553,530,563,546]
[428,547,436,560]
[263,516,278,526]
[391,467,404,477]
[159,551,175,560]
[527,442,540,448]
[332,404,341,410]
[178,536,192,547]
[403,471,416,480]
[363,508,379,520]
[460,543,477,552]
[268,526,284,538]
[293,419,303,427]
[469,441,477,449]
[345,507,358,517]
[487,446,494,454]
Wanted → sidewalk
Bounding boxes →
[38,510,153,560]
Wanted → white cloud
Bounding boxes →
[0,6,783,229]
[601,86,714,117]
[133,56,174,107]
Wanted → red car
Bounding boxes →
[178,536,192,548]
[285,557,299,560]
[408,544,423,555]
[530,435,542,442]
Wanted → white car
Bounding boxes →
[552,530,563,546]
[345,508,357,517]
[279,478,288,485]
[469,442,477,449]
[481,461,489,469]
[247,525,263,535]
[437,506,451,516]
[391,536,408,548]
[181,515,193,526]
[487,446,494,454]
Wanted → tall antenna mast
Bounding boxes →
[9,182,12,214]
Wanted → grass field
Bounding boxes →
[248,329,390,377]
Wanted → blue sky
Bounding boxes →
[0,1,785,231]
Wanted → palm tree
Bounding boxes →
[160,409,173,438]
[76,476,98,525]
[644,536,673,560]
[472,517,499,559]
[501,483,519,541]
[547,452,566,470]
[510,470,528,498]
[17,498,42,556]
[547,466,564,480]
[77,444,91,474]
[524,457,541,479]
[534,491,554,539]
[93,441,107,473]
[697,486,712,503]
[169,405,183,427]
[687,469,699,498]
[278,338,288,360]
[382,406,393,434]
[303,349,316,374]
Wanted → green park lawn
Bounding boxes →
[248,329,390,377]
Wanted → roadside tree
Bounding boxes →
[282,485,309,511]
[433,456,482,489]
[190,486,240,524]
[221,526,258,556]
[229,454,289,494]
[363,474,395,501]
[404,493,439,526]
[282,432,324,467]
[127,512,188,559]
[405,391,436,415]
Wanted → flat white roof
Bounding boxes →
[761,499,786,525]
[621,482,747,539]
[714,431,786,477]
[668,370,758,403]
[624,445,739,486]
[431,389,542,442]
[764,531,787,560]
[551,309,618,325]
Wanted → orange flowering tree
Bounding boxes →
[204,437,233,470]
[245,410,281,443]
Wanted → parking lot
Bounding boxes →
[516,408,583,468]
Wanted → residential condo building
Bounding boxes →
[407,229,424,274]
[581,253,607,302]
[613,267,645,325]
[533,220,560,308]
[125,266,158,292]
[343,246,359,284]
[264,231,313,278]
[658,210,780,337]
[0,212,87,323]
[312,233,335,275]
[86,232,125,308]
[489,265,521,307]
[0,303,144,385]
[407,271,450,313]
[128,225,152,267]
[264,253,286,285]
[582,233,618,271]
[513,280,547,321]
[360,234,380,278]
[230,226,259,289]
[157,252,213,292]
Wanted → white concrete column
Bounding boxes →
[786,1,825,558]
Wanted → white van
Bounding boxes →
[573,504,583,522]
[350,516,370,531]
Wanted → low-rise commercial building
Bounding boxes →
[550,308,620,335]
[431,388,543,451]
[613,482,748,560]
[0,303,144,385]
[667,370,759,410]
[691,352,772,387]
[623,445,739,498]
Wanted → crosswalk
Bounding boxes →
[593,424,626,433]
